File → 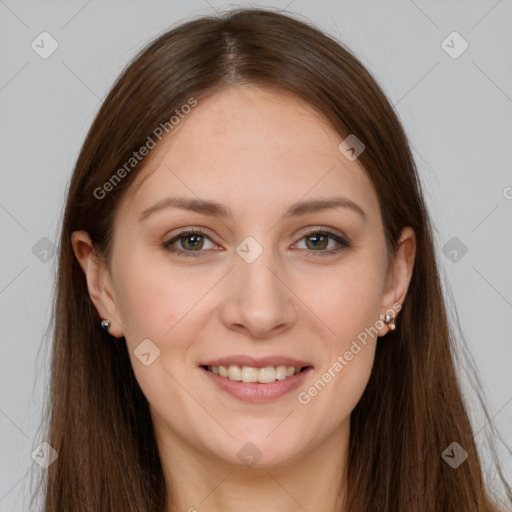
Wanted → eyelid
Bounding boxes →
[162,227,219,254]
[298,226,351,243]
[162,226,352,257]
[292,228,351,255]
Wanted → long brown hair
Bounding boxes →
[31,7,511,511]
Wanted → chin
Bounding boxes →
[209,432,305,469]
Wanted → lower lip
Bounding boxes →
[200,366,313,403]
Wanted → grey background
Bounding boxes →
[1,0,511,509]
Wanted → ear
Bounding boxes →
[71,230,125,338]
[377,226,416,335]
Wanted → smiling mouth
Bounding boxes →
[202,364,311,384]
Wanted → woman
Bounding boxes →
[34,7,510,511]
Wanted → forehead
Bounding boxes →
[121,85,380,223]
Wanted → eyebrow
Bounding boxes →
[139,195,367,222]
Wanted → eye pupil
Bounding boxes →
[164,229,348,258]
[183,234,203,250]
[306,234,328,250]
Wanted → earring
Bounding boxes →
[383,314,396,331]
[100,319,111,331]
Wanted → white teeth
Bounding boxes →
[275,365,287,380]
[227,364,242,381]
[241,366,258,383]
[258,366,276,384]
[207,364,304,383]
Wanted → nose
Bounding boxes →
[220,246,297,339]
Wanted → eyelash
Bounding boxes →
[162,228,351,259]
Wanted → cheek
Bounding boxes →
[292,257,382,425]
[306,256,384,342]
[113,256,205,404]
[296,318,378,444]
[113,251,195,348]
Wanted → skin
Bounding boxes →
[72,85,416,512]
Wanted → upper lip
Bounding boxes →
[199,355,313,368]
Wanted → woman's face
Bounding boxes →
[74,85,414,469]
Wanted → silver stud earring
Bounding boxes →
[383,314,396,331]
[100,319,111,331]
